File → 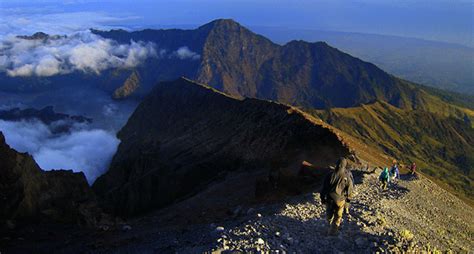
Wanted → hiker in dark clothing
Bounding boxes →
[320,158,354,235]
[379,167,390,189]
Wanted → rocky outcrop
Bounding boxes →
[112,71,141,99]
[93,78,350,216]
[0,132,100,227]
[16,32,66,41]
[0,106,92,133]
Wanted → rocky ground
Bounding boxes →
[208,169,473,253]
[2,169,472,253]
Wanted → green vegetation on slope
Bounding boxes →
[310,101,474,200]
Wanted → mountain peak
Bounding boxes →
[198,18,245,32]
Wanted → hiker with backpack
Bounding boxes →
[390,161,400,181]
[320,158,354,235]
[379,167,390,189]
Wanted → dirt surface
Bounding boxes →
[4,168,471,253]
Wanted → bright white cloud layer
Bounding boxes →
[173,46,200,60]
[0,119,119,184]
[0,31,157,77]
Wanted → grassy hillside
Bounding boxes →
[309,101,474,200]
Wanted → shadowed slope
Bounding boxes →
[0,132,99,226]
[93,78,350,216]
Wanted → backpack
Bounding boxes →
[379,170,389,181]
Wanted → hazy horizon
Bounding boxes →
[1,0,472,47]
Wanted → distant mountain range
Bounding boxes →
[253,27,474,95]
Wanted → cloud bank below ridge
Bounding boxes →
[0,119,119,184]
[0,31,157,77]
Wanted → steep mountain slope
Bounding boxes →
[254,27,474,95]
[92,78,350,216]
[310,101,474,200]
[92,19,461,110]
[196,20,416,108]
[0,132,99,226]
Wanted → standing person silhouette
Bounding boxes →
[320,158,354,235]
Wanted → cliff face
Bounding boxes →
[93,78,350,216]
[113,71,141,99]
[0,132,99,226]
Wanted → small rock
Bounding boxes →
[121,225,132,231]
[215,226,225,233]
[275,231,281,237]
[257,213,262,218]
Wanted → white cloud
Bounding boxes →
[173,46,201,60]
[0,8,140,39]
[0,119,119,184]
[6,64,34,77]
[0,31,157,77]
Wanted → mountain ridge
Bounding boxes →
[92,77,352,216]
[91,19,473,111]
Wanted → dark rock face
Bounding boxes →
[0,132,99,227]
[93,78,350,216]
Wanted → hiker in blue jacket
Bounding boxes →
[379,167,390,190]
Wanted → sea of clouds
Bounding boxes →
[0,6,200,78]
[0,31,158,77]
[0,119,119,184]
[0,5,200,183]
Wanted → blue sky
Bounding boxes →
[0,0,472,46]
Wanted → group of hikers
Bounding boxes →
[319,157,417,235]
[378,160,416,189]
